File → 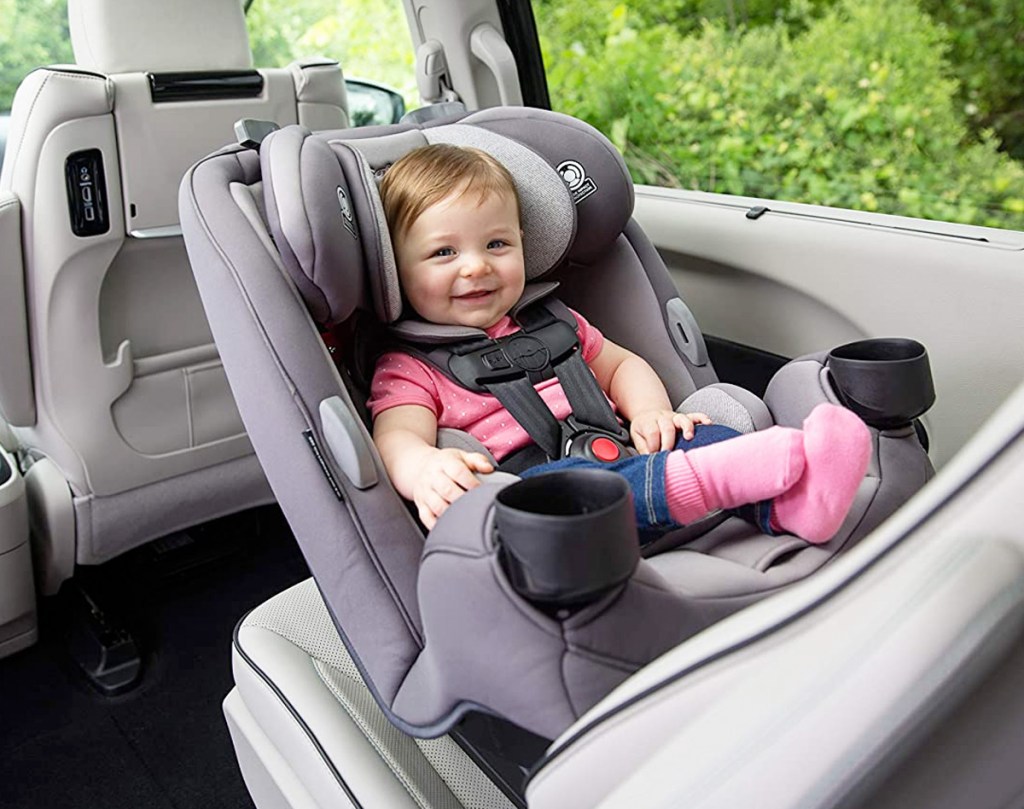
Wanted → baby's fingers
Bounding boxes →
[629,424,651,454]
[441,456,485,493]
[462,452,496,474]
[672,413,696,440]
[417,490,449,530]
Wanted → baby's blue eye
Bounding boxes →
[434,247,455,257]
[487,239,508,249]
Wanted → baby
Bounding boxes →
[369,144,871,542]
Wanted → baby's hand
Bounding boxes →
[412,448,495,529]
[629,410,712,453]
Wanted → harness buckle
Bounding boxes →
[560,416,636,463]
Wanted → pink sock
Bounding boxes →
[770,404,872,544]
[665,426,806,524]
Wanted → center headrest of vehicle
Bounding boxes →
[261,108,633,326]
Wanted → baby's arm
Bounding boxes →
[373,404,494,529]
[588,339,710,452]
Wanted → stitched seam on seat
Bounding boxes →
[7,72,51,176]
[645,452,657,526]
[313,659,441,809]
[185,150,424,646]
[7,71,109,185]
[183,368,195,447]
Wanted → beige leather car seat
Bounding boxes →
[0,0,349,594]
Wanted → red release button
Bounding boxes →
[591,437,621,462]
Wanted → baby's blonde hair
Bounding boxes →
[379,144,520,241]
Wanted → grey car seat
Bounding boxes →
[179,106,935,742]
[0,0,349,597]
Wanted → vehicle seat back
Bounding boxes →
[0,0,347,588]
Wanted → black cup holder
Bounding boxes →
[495,469,639,607]
[827,338,935,429]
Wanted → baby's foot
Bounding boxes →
[666,426,805,524]
[771,403,871,544]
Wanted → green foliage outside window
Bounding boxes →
[246,0,417,108]
[1,0,1020,230]
[0,0,417,118]
[535,0,1024,229]
[0,0,72,107]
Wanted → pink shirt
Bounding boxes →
[368,310,607,461]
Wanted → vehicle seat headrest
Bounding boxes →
[69,0,253,73]
[260,107,634,326]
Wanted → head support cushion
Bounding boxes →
[260,108,634,326]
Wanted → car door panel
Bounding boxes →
[635,186,1024,468]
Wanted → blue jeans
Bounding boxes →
[519,424,773,543]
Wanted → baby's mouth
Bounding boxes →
[452,289,495,301]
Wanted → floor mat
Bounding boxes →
[0,506,309,809]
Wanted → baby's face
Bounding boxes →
[395,186,525,329]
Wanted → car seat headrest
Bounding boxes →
[260,107,634,326]
[69,0,253,74]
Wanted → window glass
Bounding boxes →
[0,0,417,125]
[246,0,417,125]
[0,0,73,111]
[533,0,1024,230]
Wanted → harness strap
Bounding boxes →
[514,304,627,441]
[388,292,629,459]
[553,351,627,438]
[484,377,564,460]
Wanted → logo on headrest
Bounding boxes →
[504,335,551,373]
[556,160,598,205]
[336,186,357,238]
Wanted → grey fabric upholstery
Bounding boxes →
[180,106,934,741]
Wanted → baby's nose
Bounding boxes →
[460,254,490,275]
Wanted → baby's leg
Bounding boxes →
[669,404,870,543]
[666,426,806,524]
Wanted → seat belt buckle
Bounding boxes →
[561,417,636,463]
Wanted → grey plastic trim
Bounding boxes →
[666,297,709,367]
[319,396,378,490]
[128,224,183,239]
[468,24,524,107]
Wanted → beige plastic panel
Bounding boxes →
[403,0,510,109]
[98,238,215,358]
[635,187,1024,467]
[0,194,34,426]
[0,447,28,556]
[532,384,1024,809]
[21,457,74,596]
[18,115,253,497]
[288,61,350,131]
[0,448,36,659]
[112,71,300,232]
[97,236,245,456]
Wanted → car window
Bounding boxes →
[0,0,416,127]
[532,0,1024,231]
[245,0,417,126]
[0,0,74,112]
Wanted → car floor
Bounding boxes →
[0,506,310,809]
